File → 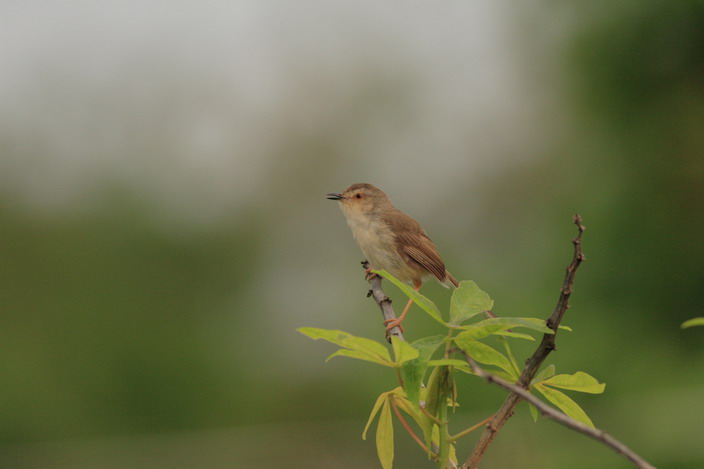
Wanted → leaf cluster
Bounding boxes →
[299,271,605,469]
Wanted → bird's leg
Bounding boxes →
[361,260,379,281]
[384,280,421,337]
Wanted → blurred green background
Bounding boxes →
[1,1,703,468]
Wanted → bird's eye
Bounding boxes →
[355,193,363,199]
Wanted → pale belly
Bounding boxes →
[343,209,423,284]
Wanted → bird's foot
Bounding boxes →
[383,317,405,337]
[364,268,379,282]
[361,261,379,281]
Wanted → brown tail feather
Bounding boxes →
[446,271,459,288]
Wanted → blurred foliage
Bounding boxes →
[478,0,704,340]
[0,194,265,442]
[567,0,704,333]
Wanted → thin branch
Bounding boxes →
[463,214,586,468]
[390,397,436,458]
[449,415,494,443]
[459,351,656,469]
[363,261,404,342]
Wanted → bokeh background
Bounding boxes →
[2,1,703,468]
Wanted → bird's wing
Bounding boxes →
[400,240,447,282]
[386,209,448,283]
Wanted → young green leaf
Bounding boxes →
[424,366,446,420]
[682,317,704,328]
[376,399,394,469]
[534,383,595,428]
[426,358,473,374]
[430,424,441,459]
[326,349,392,367]
[423,366,453,450]
[298,327,393,366]
[454,335,519,380]
[540,371,605,394]
[373,269,445,325]
[528,402,539,422]
[499,337,520,377]
[391,391,424,429]
[400,336,444,409]
[459,317,554,337]
[449,281,494,325]
[298,327,341,342]
[480,369,516,382]
[363,392,388,440]
[391,337,419,365]
[495,330,535,341]
[532,364,556,384]
[449,442,458,468]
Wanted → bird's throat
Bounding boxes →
[341,207,406,279]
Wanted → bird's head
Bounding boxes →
[327,183,392,215]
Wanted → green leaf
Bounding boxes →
[373,270,445,325]
[528,402,538,422]
[423,368,440,430]
[326,349,392,366]
[682,317,704,328]
[391,390,423,428]
[430,424,441,458]
[534,383,595,428]
[298,327,393,366]
[458,317,554,339]
[495,330,535,341]
[363,393,388,440]
[423,366,453,450]
[449,281,494,325]
[427,358,472,374]
[540,372,605,394]
[449,442,458,468]
[401,336,445,408]
[532,364,556,384]
[454,335,519,380]
[410,335,447,354]
[376,399,394,469]
[483,369,516,381]
[391,337,419,365]
[424,367,443,420]
[499,337,520,377]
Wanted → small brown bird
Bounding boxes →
[327,183,458,334]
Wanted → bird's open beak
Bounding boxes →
[326,193,344,200]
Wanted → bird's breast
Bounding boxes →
[341,207,417,283]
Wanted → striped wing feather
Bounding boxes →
[386,210,448,283]
[402,242,447,282]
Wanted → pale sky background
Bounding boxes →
[1,0,564,221]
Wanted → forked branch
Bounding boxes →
[459,351,656,469]
[462,214,587,468]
